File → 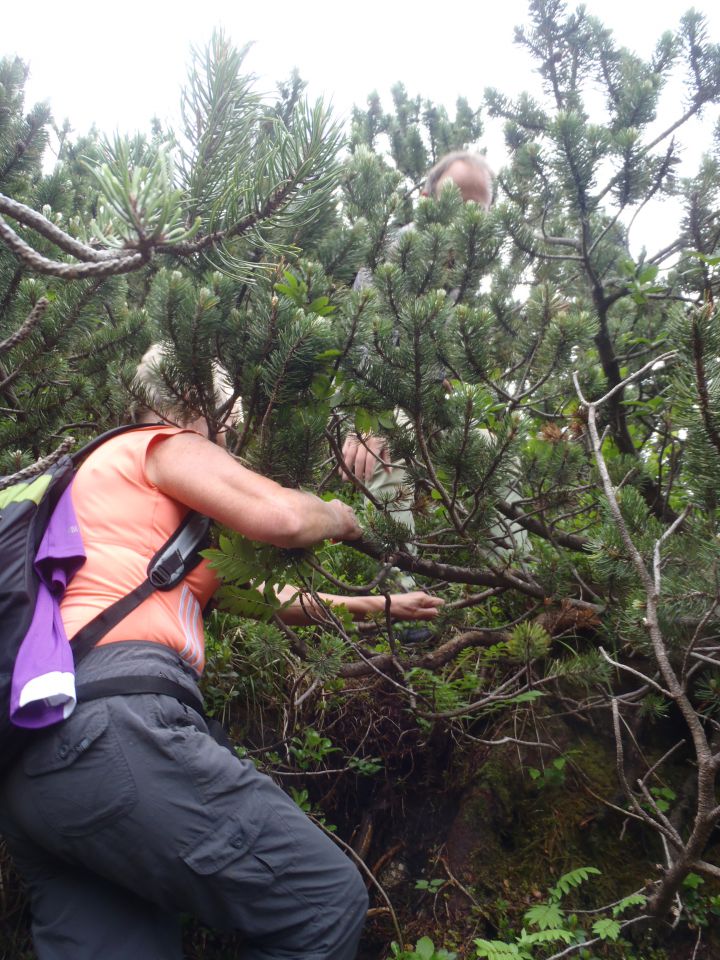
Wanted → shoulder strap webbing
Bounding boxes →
[70,422,166,468]
[71,582,156,665]
[147,512,212,590]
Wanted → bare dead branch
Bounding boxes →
[0,436,75,491]
[309,815,403,944]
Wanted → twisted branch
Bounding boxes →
[0,215,145,278]
[0,296,49,355]
[0,437,75,491]
[0,193,132,262]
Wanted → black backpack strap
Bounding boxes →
[70,422,166,468]
[147,512,211,589]
[71,512,211,666]
[71,581,157,665]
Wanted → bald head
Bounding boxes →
[424,152,493,211]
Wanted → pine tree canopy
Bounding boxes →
[2,1,720,933]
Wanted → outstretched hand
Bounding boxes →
[385,592,444,621]
[340,433,391,483]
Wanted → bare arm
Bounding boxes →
[274,585,444,626]
[147,431,361,548]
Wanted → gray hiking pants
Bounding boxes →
[0,642,368,959]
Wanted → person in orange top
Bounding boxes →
[0,345,442,960]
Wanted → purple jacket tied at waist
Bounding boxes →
[10,485,86,728]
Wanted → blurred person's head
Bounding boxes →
[423,151,494,209]
[131,344,239,444]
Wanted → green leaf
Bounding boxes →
[683,872,704,890]
[275,271,305,304]
[310,372,335,400]
[214,586,278,621]
[637,264,659,284]
[612,892,647,917]
[416,937,436,960]
[524,902,564,930]
[689,251,720,267]
[592,918,620,941]
[503,691,545,705]
[354,408,378,433]
[308,296,335,316]
[201,548,260,584]
[550,866,601,900]
[519,928,573,946]
[473,939,522,959]
[314,348,342,360]
[377,410,397,430]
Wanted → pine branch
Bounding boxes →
[0,215,145,278]
[0,106,48,185]
[690,307,720,459]
[0,262,24,318]
[495,498,589,552]
[692,860,720,881]
[303,553,393,594]
[0,279,104,394]
[0,295,48,354]
[350,535,555,600]
[622,141,677,243]
[338,626,506,678]
[161,177,301,257]
[0,192,130,261]
[579,363,720,919]
[595,100,711,207]
[591,299,677,521]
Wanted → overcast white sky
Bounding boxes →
[4,0,719,257]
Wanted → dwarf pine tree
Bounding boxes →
[0,34,343,476]
[0,58,149,470]
[300,0,720,927]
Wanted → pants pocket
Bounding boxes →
[178,787,300,907]
[20,700,137,838]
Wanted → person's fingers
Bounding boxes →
[406,592,443,605]
[342,435,359,458]
[355,443,372,482]
[374,438,392,473]
[339,435,359,481]
[423,596,445,607]
[408,594,444,619]
[361,436,387,481]
[389,593,444,620]
[422,603,443,618]
[341,434,391,483]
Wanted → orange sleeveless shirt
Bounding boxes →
[60,426,219,674]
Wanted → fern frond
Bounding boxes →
[549,866,601,901]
